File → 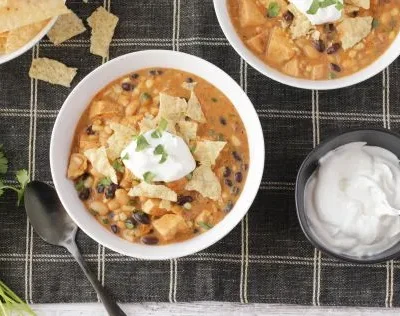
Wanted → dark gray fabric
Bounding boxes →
[0,0,399,307]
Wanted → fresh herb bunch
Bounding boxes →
[0,145,29,206]
[0,281,35,315]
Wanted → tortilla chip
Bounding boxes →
[106,122,136,161]
[0,0,70,33]
[29,58,77,87]
[337,17,373,50]
[181,81,197,91]
[6,20,48,53]
[186,91,206,123]
[128,182,178,202]
[193,141,226,166]
[47,12,86,45]
[185,165,221,201]
[84,146,118,184]
[138,115,157,134]
[177,120,198,144]
[159,200,172,210]
[157,93,188,123]
[288,4,314,39]
[142,199,155,214]
[0,35,6,53]
[87,6,119,58]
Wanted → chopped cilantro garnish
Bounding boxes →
[328,72,337,80]
[153,144,168,164]
[372,18,379,29]
[136,135,150,151]
[307,0,343,15]
[99,177,112,187]
[75,178,85,192]
[267,2,280,18]
[102,218,109,225]
[112,159,125,173]
[140,92,152,103]
[121,152,129,160]
[151,118,168,138]
[198,221,213,230]
[125,219,135,229]
[143,171,156,183]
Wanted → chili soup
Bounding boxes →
[228,0,400,80]
[67,68,249,246]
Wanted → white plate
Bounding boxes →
[50,50,265,260]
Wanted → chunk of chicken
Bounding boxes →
[67,153,87,179]
[283,58,300,77]
[238,0,266,28]
[152,214,189,241]
[246,31,269,54]
[89,99,123,119]
[266,28,296,65]
[311,64,326,80]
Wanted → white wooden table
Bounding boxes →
[31,303,400,315]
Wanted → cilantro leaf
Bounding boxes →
[151,118,168,139]
[0,145,8,175]
[143,171,156,183]
[136,135,150,151]
[75,178,85,192]
[121,152,129,160]
[267,2,280,18]
[15,170,29,205]
[99,177,112,187]
[153,144,168,164]
[307,0,320,14]
[112,159,125,173]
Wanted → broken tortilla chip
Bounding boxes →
[185,165,221,201]
[6,20,48,53]
[157,93,188,123]
[193,141,226,165]
[84,146,118,184]
[128,182,178,202]
[29,58,77,87]
[186,91,206,123]
[106,122,136,161]
[337,16,373,50]
[181,81,197,91]
[138,115,157,134]
[177,120,198,144]
[0,0,70,33]
[159,200,172,210]
[87,6,119,58]
[47,12,86,45]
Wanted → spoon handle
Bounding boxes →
[64,240,127,316]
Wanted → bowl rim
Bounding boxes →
[295,128,400,264]
[0,16,58,65]
[50,49,265,260]
[213,0,400,90]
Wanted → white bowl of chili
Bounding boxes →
[50,50,265,260]
[214,0,400,90]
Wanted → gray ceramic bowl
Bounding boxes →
[296,129,400,264]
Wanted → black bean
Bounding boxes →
[330,63,342,72]
[86,125,95,135]
[283,11,294,23]
[231,186,240,195]
[79,188,90,201]
[243,164,249,171]
[81,172,90,180]
[223,167,231,178]
[141,235,159,245]
[224,201,234,212]
[131,73,139,79]
[312,40,325,53]
[219,116,227,125]
[193,228,199,234]
[235,172,243,183]
[105,183,118,199]
[149,69,163,76]
[121,82,133,91]
[325,23,335,33]
[185,77,194,83]
[97,184,105,194]
[350,11,359,17]
[225,179,233,187]
[232,151,242,161]
[177,195,194,206]
[133,211,151,225]
[111,224,119,234]
[326,43,341,54]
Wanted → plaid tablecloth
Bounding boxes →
[0,0,399,308]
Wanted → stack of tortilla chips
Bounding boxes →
[0,0,70,55]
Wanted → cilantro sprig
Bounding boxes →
[136,135,150,152]
[267,2,280,18]
[0,145,29,206]
[307,0,343,15]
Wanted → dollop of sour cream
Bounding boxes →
[289,0,343,25]
[305,142,400,257]
[121,130,196,182]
